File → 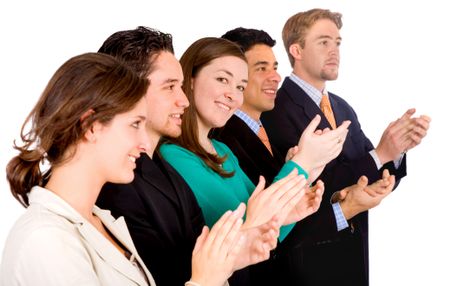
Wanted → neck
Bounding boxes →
[196,117,215,154]
[45,164,102,221]
[145,128,161,159]
[292,67,325,92]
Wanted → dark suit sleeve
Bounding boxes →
[263,83,407,244]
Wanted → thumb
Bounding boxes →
[193,226,209,255]
[251,176,266,198]
[357,175,369,188]
[303,115,321,136]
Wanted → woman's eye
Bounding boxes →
[217,77,228,84]
[132,121,142,129]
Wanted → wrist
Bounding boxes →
[374,147,391,165]
[340,200,356,220]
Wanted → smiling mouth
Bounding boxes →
[216,102,231,111]
[263,88,277,95]
[170,113,182,118]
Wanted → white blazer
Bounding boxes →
[0,186,156,286]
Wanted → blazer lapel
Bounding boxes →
[29,187,155,286]
[76,207,155,286]
[328,92,344,126]
[137,153,180,206]
[283,77,330,130]
[229,115,274,158]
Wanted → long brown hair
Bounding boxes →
[169,37,246,177]
[6,52,149,207]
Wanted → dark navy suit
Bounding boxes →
[261,77,407,286]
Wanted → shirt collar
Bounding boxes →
[289,73,326,106]
[234,109,261,135]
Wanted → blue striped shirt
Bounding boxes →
[234,109,262,134]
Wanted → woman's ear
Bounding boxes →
[289,43,302,61]
[80,109,98,142]
[84,122,103,143]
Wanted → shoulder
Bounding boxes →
[328,91,359,118]
[278,77,305,95]
[212,139,234,155]
[212,140,241,168]
[2,207,88,274]
[160,143,193,161]
[7,204,78,239]
[160,142,191,156]
[328,91,350,106]
[160,143,206,171]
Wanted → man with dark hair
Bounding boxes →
[215,27,284,186]
[96,26,281,286]
[96,26,202,286]
[218,24,408,286]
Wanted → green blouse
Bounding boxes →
[159,139,307,241]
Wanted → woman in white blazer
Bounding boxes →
[1,53,248,286]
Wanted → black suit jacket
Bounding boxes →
[97,153,205,286]
[261,77,407,286]
[212,114,285,186]
[212,115,286,286]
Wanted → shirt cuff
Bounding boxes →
[369,149,404,169]
[369,149,382,170]
[393,152,405,169]
[332,202,349,231]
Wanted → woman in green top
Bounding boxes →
[160,37,350,240]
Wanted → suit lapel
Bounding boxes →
[282,78,331,130]
[29,187,155,286]
[76,207,156,286]
[137,153,180,206]
[328,92,344,126]
[229,116,273,158]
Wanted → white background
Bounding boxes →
[0,1,447,285]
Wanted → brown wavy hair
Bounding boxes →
[167,37,246,177]
[6,52,149,207]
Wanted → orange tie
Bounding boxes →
[257,125,273,155]
[320,94,337,129]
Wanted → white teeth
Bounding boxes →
[170,114,181,118]
[217,102,231,111]
[264,89,275,94]
[128,156,136,163]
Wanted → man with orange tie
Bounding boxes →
[212,27,285,186]
[262,8,431,286]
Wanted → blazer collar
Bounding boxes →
[228,115,278,159]
[29,186,156,286]
[282,77,344,129]
[137,153,182,206]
